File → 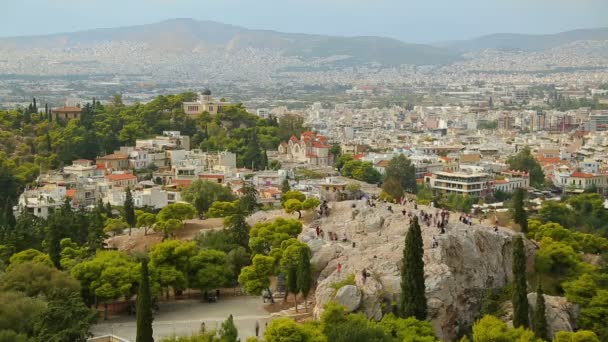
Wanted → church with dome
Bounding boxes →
[182,89,233,118]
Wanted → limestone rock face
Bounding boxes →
[305,200,534,341]
[527,293,579,339]
[335,285,362,313]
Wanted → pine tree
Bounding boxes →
[2,199,16,229]
[219,314,238,342]
[226,209,250,249]
[400,216,427,320]
[124,187,135,236]
[286,264,299,312]
[136,258,154,342]
[512,188,528,233]
[105,202,114,218]
[533,283,548,340]
[32,97,37,113]
[297,247,312,312]
[512,235,529,328]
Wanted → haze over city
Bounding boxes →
[3,0,608,42]
[2,1,608,342]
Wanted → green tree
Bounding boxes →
[219,314,238,342]
[265,317,326,342]
[0,291,46,337]
[512,188,528,233]
[189,249,229,295]
[71,250,138,319]
[181,180,235,217]
[471,315,539,342]
[538,201,575,228]
[400,216,427,320]
[124,187,136,235]
[225,209,250,249]
[378,313,437,341]
[383,155,416,198]
[248,218,302,256]
[33,288,97,342]
[532,284,547,341]
[321,302,388,342]
[1,261,80,297]
[579,290,608,341]
[207,201,240,218]
[155,218,184,238]
[286,262,299,311]
[157,203,196,222]
[149,240,196,298]
[238,255,275,296]
[8,248,53,268]
[137,212,157,236]
[278,114,307,141]
[506,146,545,188]
[136,258,154,342]
[512,236,529,328]
[103,218,129,236]
[297,247,313,312]
[553,330,600,342]
[281,179,291,193]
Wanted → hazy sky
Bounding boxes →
[2,0,607,43]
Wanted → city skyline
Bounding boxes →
[3,0,608,43]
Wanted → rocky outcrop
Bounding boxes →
[528,293,578,339]
[335,285,362,313]
[304,200,534,341]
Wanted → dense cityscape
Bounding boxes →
[1,4,608,342]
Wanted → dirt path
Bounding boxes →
[105,218,224,252]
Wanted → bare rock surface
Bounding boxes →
[304,200,534,340]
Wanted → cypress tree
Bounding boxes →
[226,209,250,249]
[512,235,529,328]
[400,216,427,319]
[286,264,299,312]
[512,188,528,233]
[32,97,37,112]
[136,258,154,342]
[219,314,238,342]
[105,202,113,218]
[297,247,312,312]
[124,187,135,235]
[281,178,291,193]
[533,283,548,340]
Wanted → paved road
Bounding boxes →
[91,296,271,341]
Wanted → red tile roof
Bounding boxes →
[98,153,129,160]
[53,106,82,113]
[66,189,76,198]
[200,174,224,179]
[312,142,330,148]
[173,179,192,187]
[570,172,594,179]
[107,174,137,182]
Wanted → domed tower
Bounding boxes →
[201,89,212,102]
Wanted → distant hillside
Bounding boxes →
[443,27,608,52]
[0,18,459,66]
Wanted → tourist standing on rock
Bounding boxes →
[362,268,368,283]
[337,263,342,273]
[255,320,260,337]
[316,226,320,237]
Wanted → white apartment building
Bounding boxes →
[104,186,181,209]
[136,131,190,151]
[63,159,103,178]
[16,184,67,218]
[425,171,492,197]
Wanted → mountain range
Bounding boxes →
[1,19,607,67]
